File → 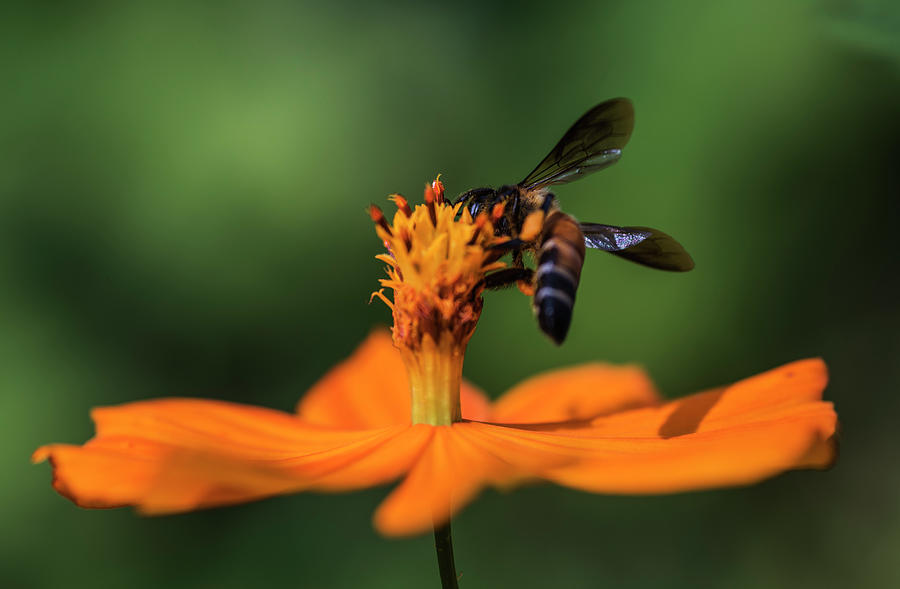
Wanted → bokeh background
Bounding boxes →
[3,1,899,587]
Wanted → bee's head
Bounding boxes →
[459,186,519,236]
[463,189,497,220]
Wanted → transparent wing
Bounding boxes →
[519,98,635,190]
[581,223,694,272]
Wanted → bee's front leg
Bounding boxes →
[483,267,534,290]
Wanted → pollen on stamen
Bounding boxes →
[491,202,506,223]
[519,210,545,242]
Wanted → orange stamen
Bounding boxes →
[369,204,393,236]
[432,175,445,204]
[369,289,394,310]
[424,184,438,226]
[389,194,412,217]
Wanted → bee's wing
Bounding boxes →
[581,223,694,271]
[519,98,635,190]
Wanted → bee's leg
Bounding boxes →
[540,192,556,213]
[483,238,526,264]
[511,249,535,296]
[512,249,524,269]
[484,267,534,290]
[487,238,526,252]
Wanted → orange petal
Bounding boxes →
[459,382,491,421]
[489,363,660,423]
[33,399,424,514]
[544,408,836,494]
[467,359,836,494]
[580,358,834,438]
[296,330,409,428]
[373,424,511,537]
[296,329,490,427]
[306,425,433,491]
[373,415,603,537]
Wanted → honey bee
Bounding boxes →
[456,98,694,344]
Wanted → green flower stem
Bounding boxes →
[433,520,459,589]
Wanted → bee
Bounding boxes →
[456,98,694,345]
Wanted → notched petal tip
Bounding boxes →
[819,430,840,471]
[32,443,138,510]
[31,446,50,464]
[798,414,840,471]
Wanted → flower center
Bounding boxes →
[370,178,504,425]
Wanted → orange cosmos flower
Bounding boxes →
[33,179,838,539]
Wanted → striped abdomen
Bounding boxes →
[533,211,586,344]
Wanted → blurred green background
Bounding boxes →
[3,1,899,587]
